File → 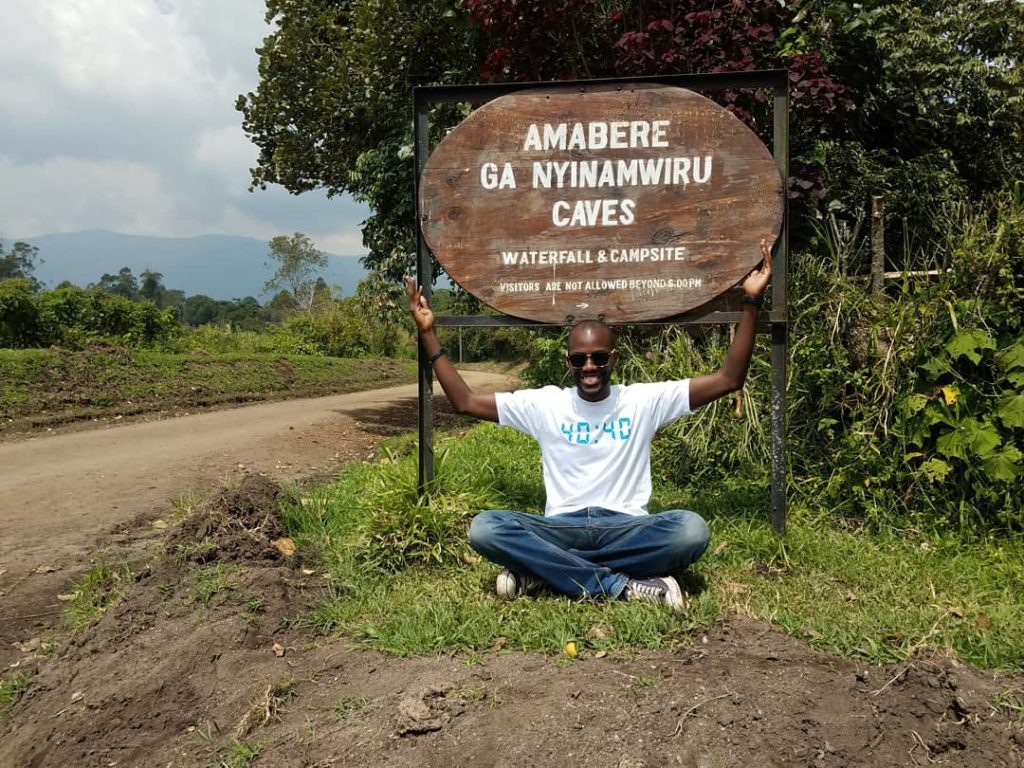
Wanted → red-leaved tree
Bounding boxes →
[462,0,851,200]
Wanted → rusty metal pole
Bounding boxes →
[770,81,790,534]
[871,195,885,296]
[414,90,434,495]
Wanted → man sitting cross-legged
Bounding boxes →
[405,240,772,612]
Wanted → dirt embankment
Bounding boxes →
[3,475,1023,768]
[0,373,506,673]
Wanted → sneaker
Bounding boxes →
[495,568,544,600]
[624,576,686,613]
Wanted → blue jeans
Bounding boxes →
[468,507,710,599]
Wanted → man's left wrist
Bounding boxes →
[740,293,764,308]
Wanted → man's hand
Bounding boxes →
[405,276,434,334]
[403,277,501,422]
[741,239,773,299]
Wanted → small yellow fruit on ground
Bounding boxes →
[564,641,578,657]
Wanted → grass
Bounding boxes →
[0,347,416,432]
[173,536,218,564]
[706,516,1024,668]
[0,674,32,717]
[194,680,296,768]
[188,564,240,606]
[333,696,368,719]
[241,596,266,623]
[170,488,211,522]
[206,739,262,768]
[992,688,1024,720]
[281,421,1024,670]
[63,560,133,632]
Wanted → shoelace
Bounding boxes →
[628,580,665,600]
[506,570,542,594]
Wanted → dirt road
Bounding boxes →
[0,371,512,662]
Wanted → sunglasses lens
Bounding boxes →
[568,352,612,367]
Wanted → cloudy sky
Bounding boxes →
[0,0,369,256]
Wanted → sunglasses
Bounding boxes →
[566,351,614,368]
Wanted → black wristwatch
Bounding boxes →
[741,294,765,308]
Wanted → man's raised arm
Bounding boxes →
[688,239,773,410]
[405,277,501,423]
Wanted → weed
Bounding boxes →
[210,739,262,768]
[992,688,1024,720]
[454,685,486,702]
[39,638,61,656]
[64,560,133,632]
[355,445,493,572]
[173,536,217,564]
[0,674,31,717]
[634,673,659,689]
[171,488,209,521]
[333,696,368,719]
[188,564,239,606]
[235,681,297,738]
[454,685,500,707]
[618,672,660,693]
[241,596,266,623]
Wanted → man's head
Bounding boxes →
[567,320,618,402]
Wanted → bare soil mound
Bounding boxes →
[166,474,289,565]
[3,477,1023,767]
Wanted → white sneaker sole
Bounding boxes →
[495,569,518,600]
[661,575,686,613]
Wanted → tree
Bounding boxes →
[238,0,844,280]
[139,269,165,306]
[241,0,1024,278]
[180,294,222,327]
[238,0,483,288]
[0,278,45,347]
[221,296,265,330]
[263,232,329,313]
[264,289,300,322]
[162,288,186,310]
[95,267,139,300]
[0,240,41,289]
[460,0,1024,256]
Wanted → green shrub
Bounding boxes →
[37,285,89,335]
[2,283,180,349]
[786,186,1024,532]
[356,446,494,572]
[520,330,571,388]
[0,279,48,347]
[294,297,404,357]
[894,193,1024,530]
[342,429,543,573]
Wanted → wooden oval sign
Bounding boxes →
[419,84,783,323]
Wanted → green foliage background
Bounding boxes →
[239,0,1024,273]
[519,188,1024,533]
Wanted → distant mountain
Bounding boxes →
[21,230,368,301]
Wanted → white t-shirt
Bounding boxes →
[495,380,692,517]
